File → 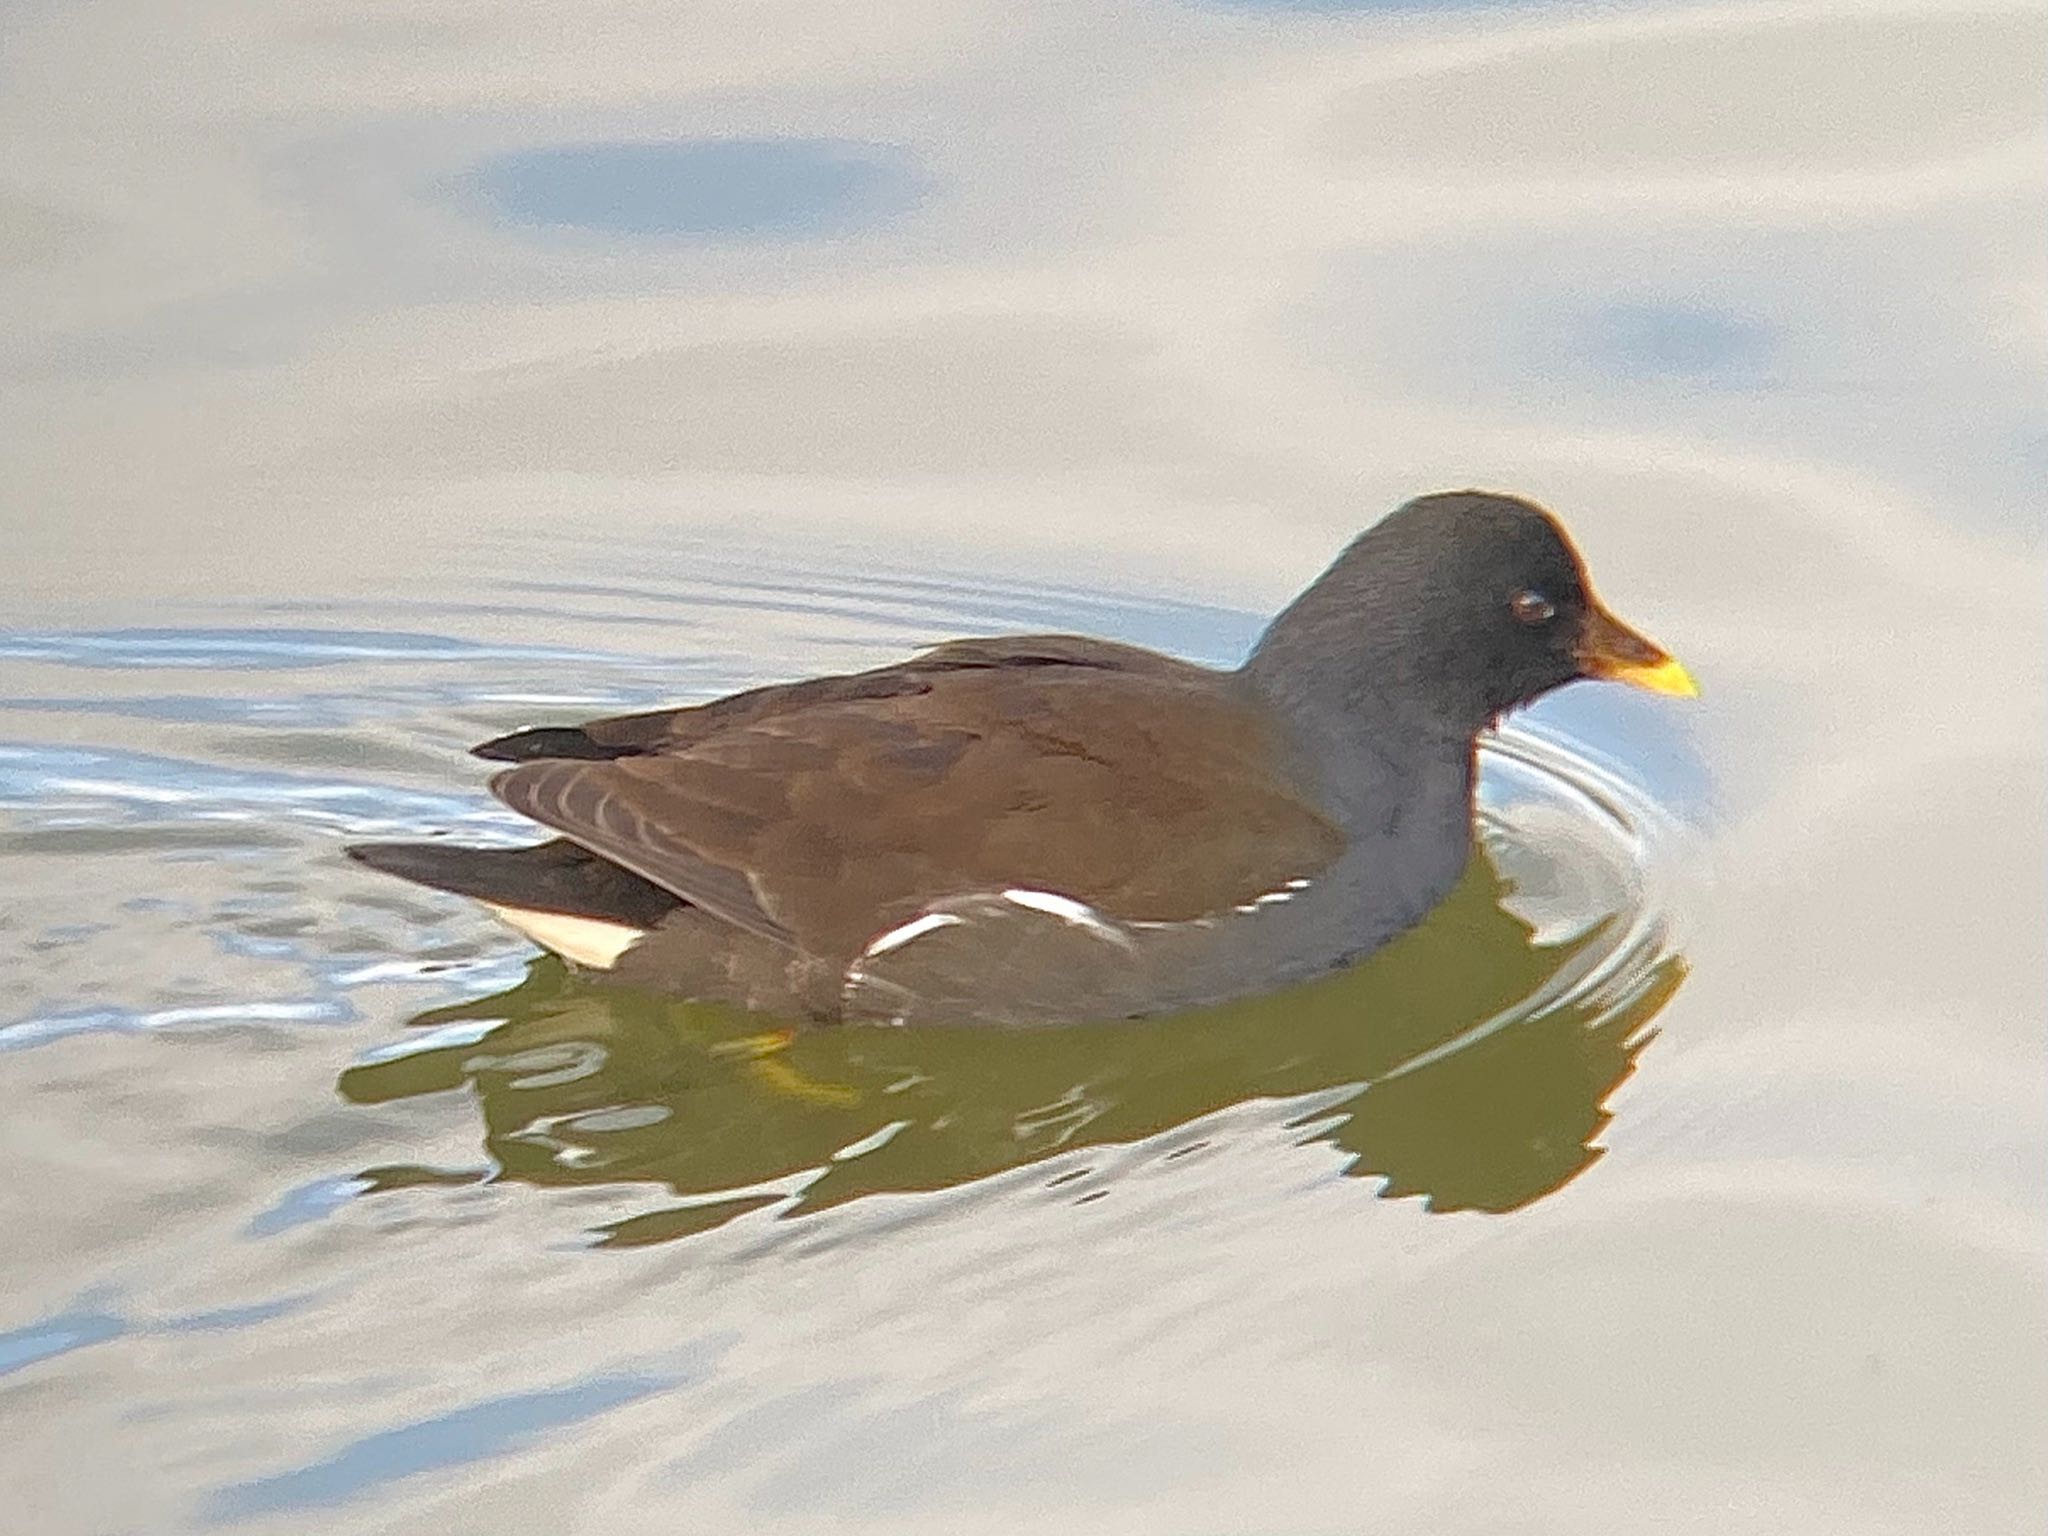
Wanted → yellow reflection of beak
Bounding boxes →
[1576,603,1699,698]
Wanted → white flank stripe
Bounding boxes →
[999,888,1136,950]
[999,888,1103,925]
[863,911,966,957]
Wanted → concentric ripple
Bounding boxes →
[1451,718,1697,1075]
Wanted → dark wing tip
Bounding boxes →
[472,726,623,763]
[342,840,458,886]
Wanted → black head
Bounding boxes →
[1243,490,1693,739]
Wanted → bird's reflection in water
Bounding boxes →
[340,855,1683,1247]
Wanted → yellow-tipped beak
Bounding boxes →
[1576,604,1699,698]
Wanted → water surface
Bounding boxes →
[1,0,2042,1531]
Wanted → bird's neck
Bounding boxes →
[1231,658,1477,834]
[1234,538,1493,827]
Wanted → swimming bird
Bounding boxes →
[348,491,1694,1025]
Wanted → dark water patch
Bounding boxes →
[459,138,921,241]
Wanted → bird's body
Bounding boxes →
[349,492,1694,1025]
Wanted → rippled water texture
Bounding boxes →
[3,0,2043,1531]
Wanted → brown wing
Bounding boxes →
[471,635,1192,762]
[490,645,1344,962]
[491,758,794,944]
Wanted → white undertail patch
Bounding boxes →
[485,905,646,970]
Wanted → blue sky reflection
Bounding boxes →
[461,138,920,240]
[209,1373,675,1521]
[1593,301,1775,383]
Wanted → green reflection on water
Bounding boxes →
[340,857,1682,1246]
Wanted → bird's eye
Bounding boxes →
[1510,589,1556,626]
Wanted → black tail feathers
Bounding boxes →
[344,838,679,928]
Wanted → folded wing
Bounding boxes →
[487,639,1346,961]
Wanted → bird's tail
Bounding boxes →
[344,838,679,928]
